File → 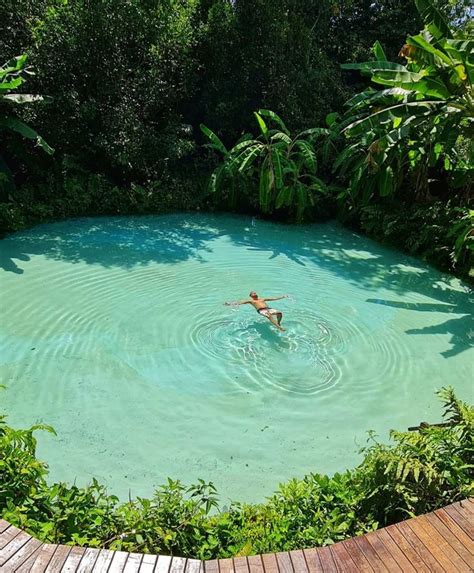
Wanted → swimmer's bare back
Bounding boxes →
[225,291,289,331]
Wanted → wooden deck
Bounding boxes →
[0,499,472,572]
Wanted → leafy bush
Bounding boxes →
[1,388,472,558]
[354,200,473,278]
[0,159,207,236]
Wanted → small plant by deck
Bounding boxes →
[1,387,472,559]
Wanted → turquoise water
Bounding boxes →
[0,214,472,502]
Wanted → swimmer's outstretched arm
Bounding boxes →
[224,299,251,306]
[263,295,289,301]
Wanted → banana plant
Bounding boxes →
[335,0,473,203]
[201,110,330,219]
[1,55,54,156]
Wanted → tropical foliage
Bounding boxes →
[1,389,472,558]
[0,54,53,155]
[201,110,332,219]
[0,54,53,191]
[358,201,473,273]
[335,0,473,204]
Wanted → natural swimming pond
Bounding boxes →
[0,214,472,502]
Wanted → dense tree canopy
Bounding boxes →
[1,0,444,183]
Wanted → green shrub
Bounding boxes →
[355,201,474,279]
[1,388,472,558]
[0,161,207,236]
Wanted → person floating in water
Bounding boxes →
[225,291,288,331]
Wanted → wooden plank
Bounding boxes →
[302,548,323,573]
[139,553,158,573]
[170,556,187,573]
[76,548,101,573]
[233,557,249,573]
[61,545,87,572]
[364,530,402,571]
[374,529,415,572]
[329,541,357,571]
[186,558,204,573]
[351,536,387,572]
[444,503,474,539]
[11,540,44,573]
[91,549,116,572]
[1,537,42,572]
[339,538,374,573]
[384,524,431,573]
[108,550,130,572]
[275,552,294,573]
[260,553,278,573]
[218,557,234,573]
[156,555,173,573]
[124,552,144,573]
[289,550,308,573]
[45,545,72,573]
[28,544,58,573]
[433,509,474,555]
[405,518,454,571]
[204,559,219,573]
[392,522,443,573]
[455,500,473,515]
[0,530,32,566]
[314,546,336,572]
[0,525,22,550]
[247,554,264,573]
[0,520,11,533]
[409,514,472,571]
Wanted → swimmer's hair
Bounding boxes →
[249,291,257,297]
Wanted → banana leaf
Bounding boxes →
[414,0,451,40]
[2,94,49,104]
[270,132,292,145]
[341,61,407,74]
[254,112,268,139]
[344,101,445,137]
[372,71,450,99]
[258,109,289,135]
[378,165,395,196]
[345,88,413,111]
[272,149,283,190]
[0,117,54,155]
[0,78,23,92]
[372,41,387,61]
[0,54,28,78]
[200,124,227,154]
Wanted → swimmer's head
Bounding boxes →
[249,291,258,299]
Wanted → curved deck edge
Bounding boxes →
[0,499,472,572]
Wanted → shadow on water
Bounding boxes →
[0,249,30,274]
[223,218,473,359]
[1,213,471,357]
[365,299,473,358]
[0,215,225,273]
[406,315,473,359]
